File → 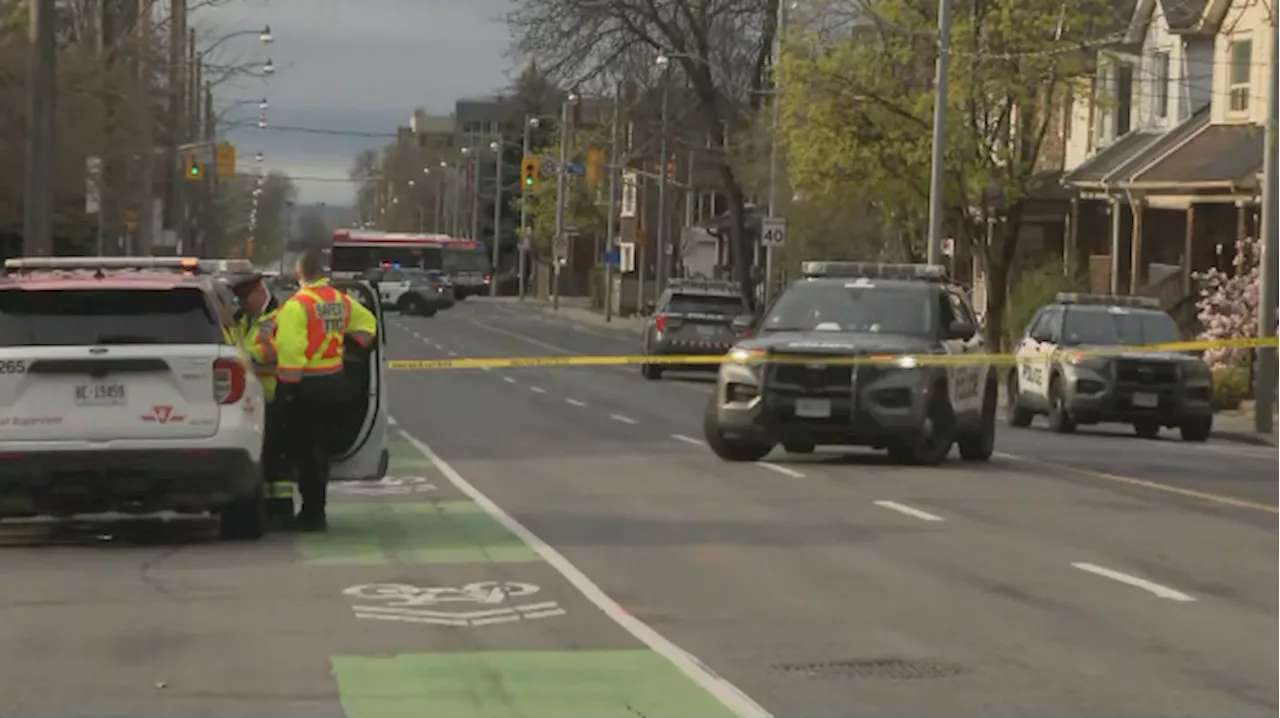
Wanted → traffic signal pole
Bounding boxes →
[519,118,531,300]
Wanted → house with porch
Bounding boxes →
[1062,0,1267,316]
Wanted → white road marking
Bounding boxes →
[398,431,773,718]
[481,366,493,372]
[759,462,805,478]
[387,416,398,426]
[448,350,458,356]
[529,386,547,394]
[1071,562,1196,602]
[610,414,638,425]
[671,434,704,446]
[503,376,517,384]
[565,398,587,407]
[873,500,943,522]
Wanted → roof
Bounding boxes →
[1125,122,1264,188]
[1064,130,1162,186]
[1161,0,1209,30]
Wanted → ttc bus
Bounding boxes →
[330,230,493,299]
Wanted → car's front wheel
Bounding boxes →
[703,395,773,461]
[219,484,265,541]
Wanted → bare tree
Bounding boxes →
[507,0,778,308]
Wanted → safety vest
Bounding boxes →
[275,279,355,384]
[238,303,280,400]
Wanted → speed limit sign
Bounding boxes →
[761,217,786,246]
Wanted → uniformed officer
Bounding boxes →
[274,248,377,531]
[229,272,296,522]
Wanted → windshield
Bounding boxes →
[1061,307,1181,346]
[664,294,745,316]
[761,282,934,335]
[0,287,221,346]
[442,248,490,274]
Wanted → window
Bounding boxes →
[663,293,748,316]
[1060,308,1180,346]
[1116,63,1133,135]
[0,287,221,347]
[761,283,936,336]
[1229,39,1252,112]
[1152,51,1170,119]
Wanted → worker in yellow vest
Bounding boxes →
[229,272,295,523]
[274,249,377,531]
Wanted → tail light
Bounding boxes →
[484,274,492,283]
[213,358,246,405]
[654,315,668,332]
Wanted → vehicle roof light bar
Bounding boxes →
[1055,292,1161,309]
[668,278,741,292]
[801,261,948,281]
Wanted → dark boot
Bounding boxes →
[294,504,327,532]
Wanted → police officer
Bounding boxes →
[229,272,295,522]
[274,248,377,531]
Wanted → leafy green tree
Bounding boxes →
[779,0,1123,346]
[517,124,610,257]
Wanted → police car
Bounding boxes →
[355,266,453,316]
[704,262,997,466]
[639,279,751,380]
[1007,292,1213,441]
[0,257,269,538]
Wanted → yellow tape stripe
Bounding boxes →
[385,336,1277,371]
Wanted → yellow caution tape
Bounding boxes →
[385,336,1276,371]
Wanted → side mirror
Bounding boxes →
[947,321,977,340]
[731,314,755,334]
[639,301,655,317]
[1028,329,1051,343]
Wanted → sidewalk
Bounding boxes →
[1210,402,1279,447]
[504,296,647,334]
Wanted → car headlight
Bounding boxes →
[727,348,765,364]
[1065,352,1109,370]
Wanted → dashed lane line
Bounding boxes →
[503,376,517,384]
[610,414,639,425]
[873,500,944,522]
[759,462,805,478]
[396,430,775,718]
[1071,562,1196,602]
[530,386,547,394]
[565,398,587,408]
[672,434,704,446]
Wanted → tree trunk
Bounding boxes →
[983,206,1025,351]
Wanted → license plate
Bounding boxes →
[794,398,831,418]
[74,381,125,407]
[696,325,718,337]
[1131,392,1158,408]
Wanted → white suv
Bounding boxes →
[0,257,268,539]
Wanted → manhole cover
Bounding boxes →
[772,658,963,680]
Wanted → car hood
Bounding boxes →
[736,331,936,356]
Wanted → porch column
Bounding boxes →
[1129,196,1145,294]
[1066,197,1079,275]
[1109,196,1123,294]
[1236,200,1247,242]
[1183,205,1196,295]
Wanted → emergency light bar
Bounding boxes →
[1056,292,1161,309]
[668,278,741,293]
[4,256,206,274]
[199,259,254,275]
[801,261,947,281]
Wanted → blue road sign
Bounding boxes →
[603,250,620,266]
[566,163,586,176]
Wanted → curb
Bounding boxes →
[1209,429,1279,447]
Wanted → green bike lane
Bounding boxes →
[311,433,760,718]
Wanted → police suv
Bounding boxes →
[0,257,269,538]
[704,262,997,466]
[1007,292,1213,441]
[640,279,751,380]
[356,266,453,316]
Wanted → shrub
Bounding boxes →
[1211,365,1250,410]
[1194,236,1260,370]
[1004,255,1088,350]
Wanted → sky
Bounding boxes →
[200,0,515,206]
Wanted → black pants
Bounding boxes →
[282,372,348,516]
[262,401,294,515]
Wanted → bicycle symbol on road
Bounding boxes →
[330,475,437,496]
[343,581,566,627]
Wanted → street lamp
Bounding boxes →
[262,58,275,75]
[258,98,269,110]
[260,25,274,43]
[654,53,672,294]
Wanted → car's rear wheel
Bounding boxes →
[641,363,662,380]
[1006,372,1033,427]
[958,376,997,462]
[219,485,265,541]
[1180,416,1212,442]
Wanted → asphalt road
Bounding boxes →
[0,297,1274,718]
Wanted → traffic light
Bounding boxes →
[586,148,605,186]
[520,155,540,189]
[215,142,237,178]
[184,153,202,180]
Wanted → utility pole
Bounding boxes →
[656,73,670,294]
[164,0,187,252]
[452,164,464,237]
[135,0,154,254]
[490,134,503,297]
[924,0,954,267]
[203,81,215,258]
[1255,9,1278,434]
[22,0,57,256]
[604,83,622,321]
[435,171,445,233]
[552,95,573,311]
[519,116,532,301]
[764,0,786,305]
[470,144,481,242]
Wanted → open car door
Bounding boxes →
[327,280,389,481]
